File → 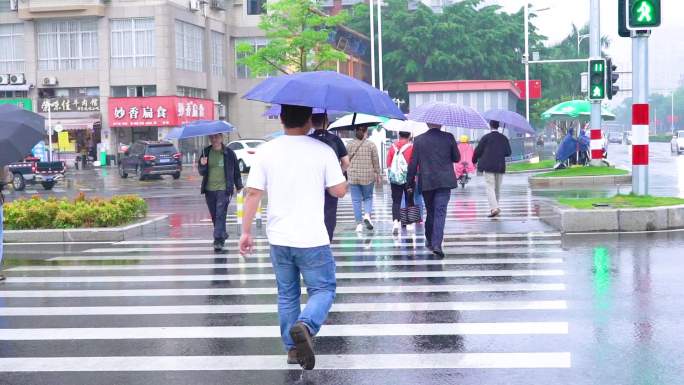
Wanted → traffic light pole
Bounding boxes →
[589,0,604,162]
[632,32,650,195]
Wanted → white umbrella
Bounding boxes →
[327,113,385,130]
[383,119,429,136]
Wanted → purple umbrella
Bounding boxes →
[244,71,405,120]
[407,102,488,129]
[482,109,535,135]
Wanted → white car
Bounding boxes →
[671,131,684,154]
[227,139,266,173]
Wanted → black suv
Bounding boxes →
[119,141,182,180]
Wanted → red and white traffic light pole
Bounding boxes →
[631,33,650,195]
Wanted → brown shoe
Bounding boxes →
[289,322,315,370]
[287,349,298,364]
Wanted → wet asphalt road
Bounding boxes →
[0,143,683,384]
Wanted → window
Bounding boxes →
[111,18,155,69]
[175,20,204,72]
[211,31,225,77]
[37,19,99,71]
[247,0,266,15]
[111,85,157,97]
[176,86,206,99]
[0,91,27,98]
[228,142,243,151]
[38,87,99,98]
[0,23,24,73]
[236,38,277,79]
[0,1,11,12]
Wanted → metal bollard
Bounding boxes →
[256,200,263,229]
[236,190,244,234]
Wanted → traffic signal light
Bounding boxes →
[588,59,606,100]
[606,58,619,100]
[627,0,661,30]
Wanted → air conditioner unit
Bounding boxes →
[10,73,25,85]
[218,104,227,118]
[211,0,226,10]
[189,0,201,11]
[42,76,58,86]
[0,74,10,85]
[9,0,18,11]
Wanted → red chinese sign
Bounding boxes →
[514,80,542,99]
[108,96,215,127]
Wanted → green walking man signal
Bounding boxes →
[588,59,606,101]
[627,0,661,30]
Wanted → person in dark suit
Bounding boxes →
[407,124,460,258]
[473,120,512,218]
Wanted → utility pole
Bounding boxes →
[369,0,376,88]
[523,5,530,122]
[377,0,384,91]
[588,0,604,162]
[632,32,650,194]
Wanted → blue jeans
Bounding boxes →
[350,183,374,223]
[270,244,337,352]
[204,190,231,242]
[423,188,451,250]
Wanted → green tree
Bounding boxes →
[237,0,349,75]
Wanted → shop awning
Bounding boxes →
[45,118,100,131]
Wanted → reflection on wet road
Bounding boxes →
[0,157,683,384]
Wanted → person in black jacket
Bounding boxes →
[198,133,243,252]
[407,124,460,258]
[473,120,512,218]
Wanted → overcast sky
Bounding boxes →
[482,0,681,106]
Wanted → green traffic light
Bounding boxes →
[629,0,661,28]
[588,59,606,100]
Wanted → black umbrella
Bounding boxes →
[0,104,46,166]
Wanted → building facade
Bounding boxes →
[0,0,369,163]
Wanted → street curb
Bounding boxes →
[529,174,632,189]
[540,204,684,233]
[3,215,169,243]
[507,168,555,175]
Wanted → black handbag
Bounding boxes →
[400,190,421,225]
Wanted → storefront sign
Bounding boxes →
[39,97,101,113]
[0,98,33,111]
[108,96,215,127]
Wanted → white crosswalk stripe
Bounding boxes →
[0,192,570,375]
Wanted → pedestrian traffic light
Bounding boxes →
[588,59,606,100]
[606,58,619,100]
[627,0,661,30]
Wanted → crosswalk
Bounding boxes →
[0,225,570,379]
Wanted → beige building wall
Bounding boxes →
[0,0,285,157]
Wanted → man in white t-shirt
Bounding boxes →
[239,104,347,370]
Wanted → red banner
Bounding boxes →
[514,80,542,99]
[108,96,215,127]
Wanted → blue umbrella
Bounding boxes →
[263,104,330,117]
[482,109,535,135]
[244,71,405,120]
[165,120,235,140]
[407,102,488,129]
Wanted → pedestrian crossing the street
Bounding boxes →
[0,223,571,382]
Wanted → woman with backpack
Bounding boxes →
[387,131,414,235]
[346,125,382,233]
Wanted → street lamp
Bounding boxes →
[577,33,590,55]
[524,6,550,122]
